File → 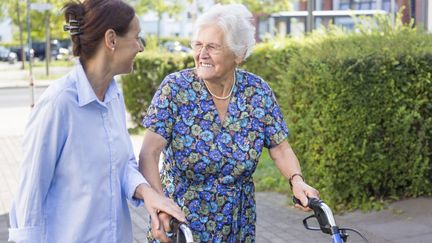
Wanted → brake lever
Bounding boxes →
[293,196,337,235]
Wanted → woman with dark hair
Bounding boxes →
[8,1,185,242]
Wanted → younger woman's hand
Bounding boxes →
[135,183,186,238]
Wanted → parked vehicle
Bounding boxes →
[10,46,34,62]
[0,46,17,64]
[31,42,47,60]
[31,40,70,61]
[53,39,71,60]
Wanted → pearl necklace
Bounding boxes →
[203,72,236,100]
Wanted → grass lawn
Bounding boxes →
[254,149,291,194]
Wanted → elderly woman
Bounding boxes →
[139,3,319,242]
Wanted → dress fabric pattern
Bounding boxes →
[142,69,288,243]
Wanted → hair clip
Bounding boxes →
[64,15,83,36]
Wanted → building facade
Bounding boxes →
[0,19,13,43]
[266,0,431,38]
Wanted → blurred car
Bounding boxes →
[55,47,70,60]
[28,40,70,61]
[0,46,17,64]
[31,42,47,60]
[163,41,192,53]
[53,39,71,60]
[10,46,34,61]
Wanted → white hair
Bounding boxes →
[193,3,256,60]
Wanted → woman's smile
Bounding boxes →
[199,62,214,68]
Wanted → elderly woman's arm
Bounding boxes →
[269,140,319,211]
[139,129,176,242]
[139,130,166,193]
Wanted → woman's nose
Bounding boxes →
[138,38,145,52]
[199,46,210,57]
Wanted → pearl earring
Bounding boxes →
[111,47,115,51]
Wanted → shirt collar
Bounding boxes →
[104,78,121,103]
[74,63,120,107]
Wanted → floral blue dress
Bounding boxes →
[142,69,289,242]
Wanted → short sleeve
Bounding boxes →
[263,89,289,148]
[141,75,177,144]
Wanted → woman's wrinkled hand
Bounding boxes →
[291,180,320,212]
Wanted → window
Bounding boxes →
[382,0,393,12]
[335,16,355,29]
[340,0,350,10]
[339,0,376,10]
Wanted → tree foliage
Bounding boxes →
[131,0,183,17]
[1,0,69,42]
[217,0,292,14]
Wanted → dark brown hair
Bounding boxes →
[63,0,135,64]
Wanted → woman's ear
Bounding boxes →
[235,48,247,65]
[104,29,117,51]
[235,55,244,65]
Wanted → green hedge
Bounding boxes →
[243,31,432,210]
[121,30,432,211]
[122,51,194,126]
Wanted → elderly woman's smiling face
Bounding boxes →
[193,25,242,84]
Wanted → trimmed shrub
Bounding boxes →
[121,51,194,126]
[243,31,432,211]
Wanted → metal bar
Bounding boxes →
[306,0,315,32]
[27,0,34,108]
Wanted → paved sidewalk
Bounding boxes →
[0,62,71,88]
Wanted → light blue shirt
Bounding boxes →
[9,64,147,243]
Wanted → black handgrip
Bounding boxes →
[292,195,313,207]
[308,197,323,211]
[292,196,322,209]
[292,195,306,207]
[170,218,180,232]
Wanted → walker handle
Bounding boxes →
[169,218,195,243]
